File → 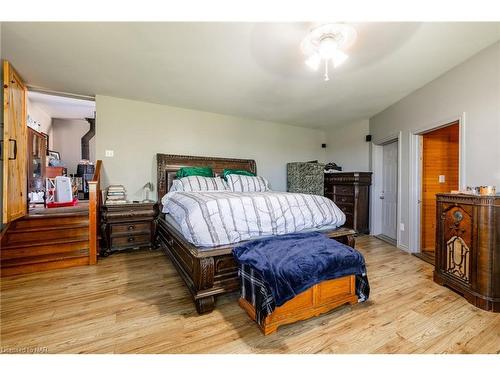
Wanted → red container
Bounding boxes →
[47,198,79,208]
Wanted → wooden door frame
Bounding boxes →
[370,131,403,250]
[408,113,466,254]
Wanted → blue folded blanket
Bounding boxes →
[233,231,368,307]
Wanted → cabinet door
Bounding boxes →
[3,61,28,223]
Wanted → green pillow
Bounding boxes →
[222,168,256,181]
[176,166,214,178]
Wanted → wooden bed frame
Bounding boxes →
[239,275,358,335]
[156,154,356,314]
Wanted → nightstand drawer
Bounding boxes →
[111,234,151,248]
[111,222,150,235]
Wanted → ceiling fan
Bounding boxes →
[301,23,357,81]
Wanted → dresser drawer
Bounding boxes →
[111,234,151,249]
[333,194,354,204]
[337,203,354,215]
[111,222,150,235]
[334,185,355,196]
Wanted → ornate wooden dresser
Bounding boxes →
[100,202,160,256]
[434,194,499,312]
[287,162,325,196]
[324,172,372,234]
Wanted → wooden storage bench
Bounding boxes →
[239,274,358,335]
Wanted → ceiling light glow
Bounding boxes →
[301,23,356,81]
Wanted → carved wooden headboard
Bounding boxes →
[156,153,257,204]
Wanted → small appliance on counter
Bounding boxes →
[55,176,73,203]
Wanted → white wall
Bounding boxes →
[52,118,95,175]
[370,41,500,250]
[324,119,370,172]
[96,95,326,200]
[27,99,53,148]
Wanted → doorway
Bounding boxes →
[26,91,96,210]
[417,121,460,264]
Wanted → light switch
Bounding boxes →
[105,150,114,157]
[439,175,445,183]
[400,223,405,231]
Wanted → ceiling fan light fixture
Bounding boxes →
[301,23,356,81]
[332,49,349,68]
[305,53,321,70]
[318,37,338,59]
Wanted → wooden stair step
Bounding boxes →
[1,239,89,260]
[12,216,89,229]
[1,235,90,250]
[6,226,89,245]
[26,204,89,219]
[0,256,90,276]
[8,223,89,234]
[1,249,89,268]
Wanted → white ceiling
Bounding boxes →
[2,22,499,129]
[28,91,95,119]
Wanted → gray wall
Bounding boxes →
[370,41,500,250]
[96,95,326,200]
[325,119,371,172]
[52,118,96,175]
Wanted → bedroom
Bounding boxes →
[1,0,499,372]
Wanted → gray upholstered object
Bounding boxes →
[286,162,325,196]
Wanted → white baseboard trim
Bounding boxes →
[398,243,410,252]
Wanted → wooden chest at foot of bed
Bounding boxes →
[239,275,358,335]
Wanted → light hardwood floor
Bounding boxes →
[1,236,498,354]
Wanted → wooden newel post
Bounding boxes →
[88,160,102,265]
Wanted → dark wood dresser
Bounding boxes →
[434,194,499,312]
[100,202,160,256]
[324,172,372,234]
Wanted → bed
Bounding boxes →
[156,153,356,314]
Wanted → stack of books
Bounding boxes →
[105,185,127,204]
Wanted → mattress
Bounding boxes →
[162,190,346,247]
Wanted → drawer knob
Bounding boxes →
[127,236,135,243]
[128,225,135,231]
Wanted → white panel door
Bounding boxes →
[381,140,398,240]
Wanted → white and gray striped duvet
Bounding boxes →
[162,191,346,247]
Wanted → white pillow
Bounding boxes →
[226,174,269,192]
[170,176,228,192]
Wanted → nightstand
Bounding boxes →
[100,202,160,257]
